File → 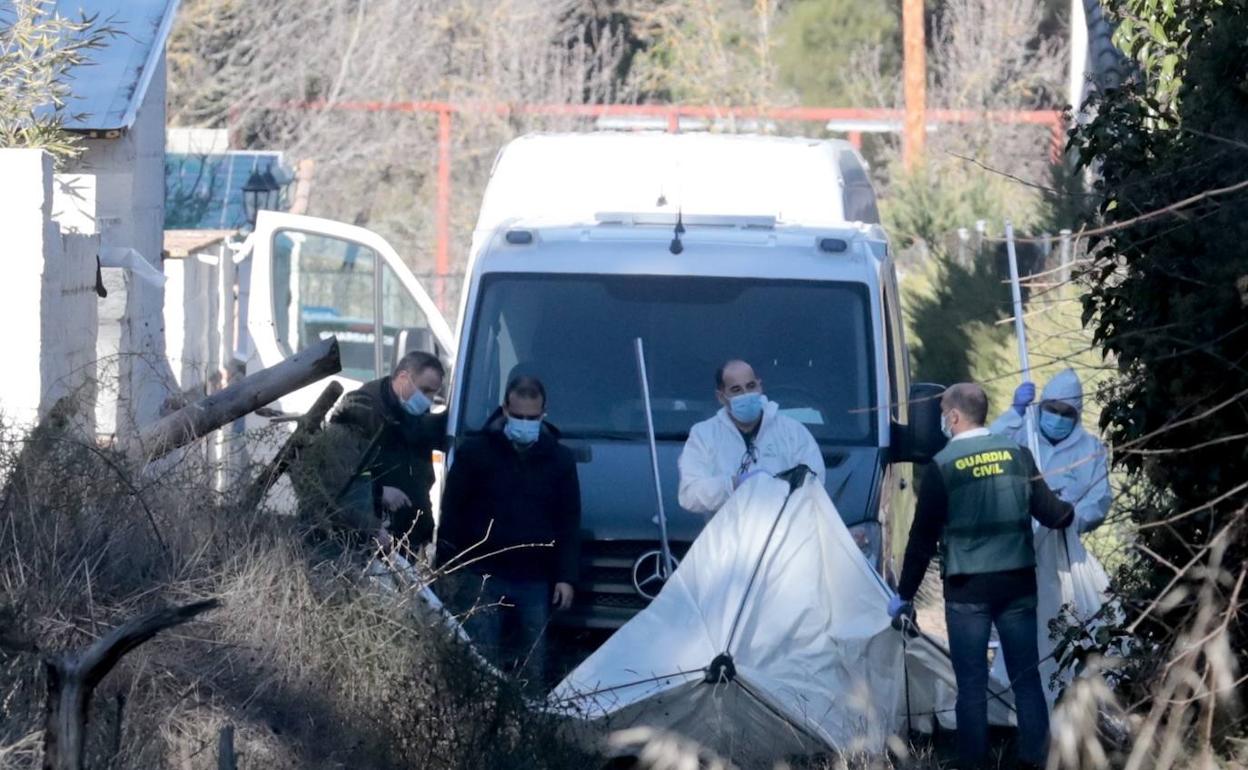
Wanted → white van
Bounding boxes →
[242,133,943,632]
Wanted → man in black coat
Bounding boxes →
[325,351,447,553]
[436,374,581,689]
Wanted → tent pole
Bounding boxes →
[1005,221,1042,463]
[635,338,676,576]
[902,619,914,736]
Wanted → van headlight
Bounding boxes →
[848,521,882,570]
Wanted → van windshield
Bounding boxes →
[460,274,876,444]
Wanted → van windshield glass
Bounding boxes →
[460,274,876,443]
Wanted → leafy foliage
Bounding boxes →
[1070,0,1248,703]
[901,250,1016,389]
[773,0,898,106]
[0,0,116,163]
[625,0,781,106]
[886,156,1048,389]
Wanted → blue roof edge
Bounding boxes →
[117,0,181,131]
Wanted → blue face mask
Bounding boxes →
[1039,410,1077,443]
[728,392,766,424]
[940,412,953,439]
[504,415,542,445]
[401,389,432,416]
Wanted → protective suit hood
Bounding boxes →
[1041,368,1083,415]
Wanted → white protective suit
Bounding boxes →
[990,368,1112,534]
[678,399,825,514]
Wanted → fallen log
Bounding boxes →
[242,380,344,510]
[43,600,220,770]
[139,338,341,459]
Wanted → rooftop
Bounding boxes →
[162,230,232,259]
[49,0,181,133]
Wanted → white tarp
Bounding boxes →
[1025,523,1112,708]
[551,472,1014,763]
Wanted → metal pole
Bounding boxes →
[1059,228,1073,284]
[1069,0,1089,119]
[635,338,676,576]
[974,219,986,266]
[373,244,384,378]
[1005,221,1042,462]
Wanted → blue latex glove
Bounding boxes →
[1012,381,1036,416]
[887,594,909,619]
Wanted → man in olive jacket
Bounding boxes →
[891,383,1074,770]
[296,351,446,554]
[436,375,581,689]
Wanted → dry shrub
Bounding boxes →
[0,400,592,769]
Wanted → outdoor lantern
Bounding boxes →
[242,165,283,228]
[242,168,268,228]
[259,165,282,211]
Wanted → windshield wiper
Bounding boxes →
[563,430,689,442]
[561,430,641,441]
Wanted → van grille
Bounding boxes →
[558,538,692,629]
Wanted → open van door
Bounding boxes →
[246,211,454,416]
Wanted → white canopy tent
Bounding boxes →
[551,470,1015,763]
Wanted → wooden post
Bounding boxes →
[42,600,219,770]
[435,108,452,314]
[902,0,926,170]
[138,337,341,459]
[288,159,317,216]
[217,725,237,770]
[242,380,344,510]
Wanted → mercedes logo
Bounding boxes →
[632,549,678,600]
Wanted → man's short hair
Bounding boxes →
[394,350,444,380]
[944,382,989,425]
[504,374,547,409]
[715,359,750,389]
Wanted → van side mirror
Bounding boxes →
[890,382,947,464]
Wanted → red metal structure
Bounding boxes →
[262,101,1064,310]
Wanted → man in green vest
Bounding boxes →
[890,383,1073,770]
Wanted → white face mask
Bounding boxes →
[940,411,953,439]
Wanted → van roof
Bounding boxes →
[472,218,886,284]
[475,132,871,236]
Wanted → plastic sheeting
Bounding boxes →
[1029,523,1112,708]
[551,472,1014,762]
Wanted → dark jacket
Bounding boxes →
[436,409,581,584]
[897,435,1074,604]
[328,376,447,546]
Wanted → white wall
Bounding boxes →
[72,52,174,441]
[163,247,222,398]
[0,150,101,430]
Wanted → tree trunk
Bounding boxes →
[243,380,344,509]
[138,338,341,459]
[43,600,219,770]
